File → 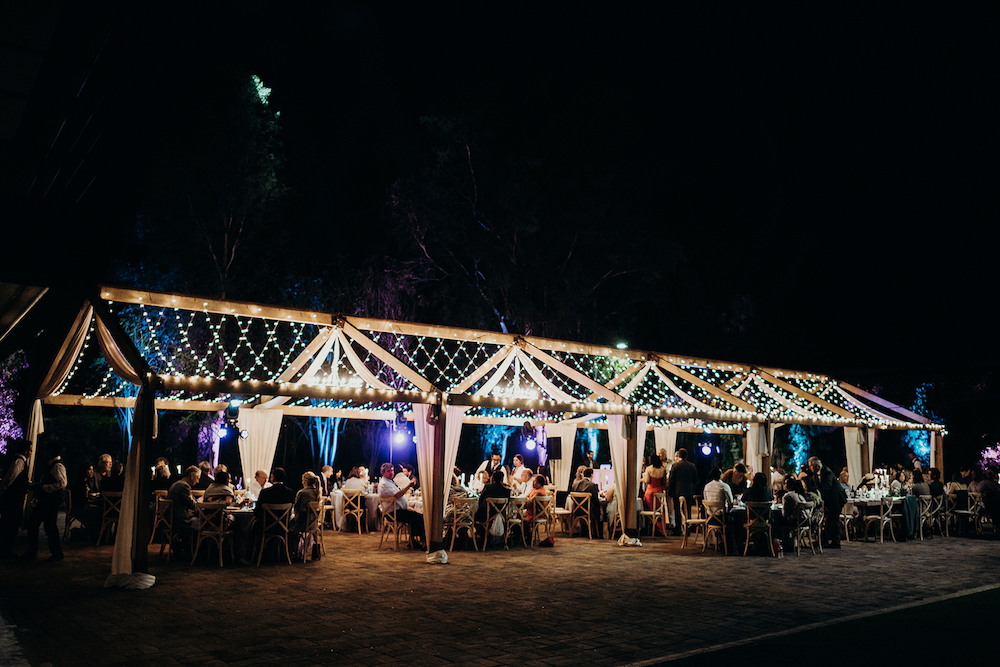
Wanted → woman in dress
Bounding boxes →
[743,472,773,504]
[642,453,668,534]
[293,471,321,532]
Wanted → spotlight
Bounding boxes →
[525,437,536,450]
[239,429,249,439]
[218,427,228,438]
[394,431,406,444]
[701,444,712,456]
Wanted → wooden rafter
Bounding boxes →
[338,319,438,393]
[654,357,758,413]
[519,341,626,405]
[754,368,856,420]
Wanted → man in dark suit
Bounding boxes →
[255,467,297,511]
[668,448,698,536]
[319,465,335,496]
[576,468,603,538]
[809,456,847,549]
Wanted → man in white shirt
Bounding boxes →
[702,467,733,509]
[377,462,423,548]
[510,468,533,496]
[246,469,270,500]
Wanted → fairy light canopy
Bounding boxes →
[44,286,945,434]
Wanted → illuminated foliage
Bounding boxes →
[0,351,27,454]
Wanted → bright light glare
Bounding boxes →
[701,444,712,456]
[394,432,406,444]
[525,437,536,450]
[218,427,228,438]
[616,342,627,349]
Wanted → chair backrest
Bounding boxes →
[153,489,168,500]
[744,501,771,527]
[453,496,477,524]
[191,489,205,499]
[485,497,508,524]
[530,495,551,522]
[343,489,365,513]
[155,496,174,524]
[702,500,727,527]
[794,500,814,527]
[508,497,527,522]
[879,496,896,518]
[305,500,322,531]
[968,492,983,511]
[569,492,591,517]
[195,502,229,533]
[259,503,292,535]
[102,491,123,519]
[917,495,933,517]
[679,496,694,525]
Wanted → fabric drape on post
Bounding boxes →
[653,427,677,461]
[609,414,644,537]
[546,422,577,491]
[95,317,143,385]
[746,424,760,472]
[843,427,862,488]
[104,386,157,589]
[863,428,875,474]
[412,402,448,563]
[443,405,468,490]
[237,408,284,478]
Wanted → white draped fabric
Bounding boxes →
[635,417,647,483]
[237,408,284,478]
[412,402,450,561]
[444,405,468,486]
[653,427,677,462]
[863,427,875,473]
[105,386,157,589]
[746,423,761,473]
[546,422,578,491]
[843,427,862,488]
[609,415,645,531]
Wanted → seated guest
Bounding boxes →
[510,454,527,482]
[703,467,733,510]
[928,468,945,497]
[319,465,335,495]
[721,463,749,497]
[167,466,202,547]
[194,461,214,490]
[399,463,418,491]
[203,470,236,504]
[838,470,852,493]
[909,470,931,497]
[770,467,785,494]
[342,467,368,491]
[576,468,604,538]
[246,469,270,500]
[778,477,808,543]
[293,471,321,532]
[603,481,618,530]
[570,465,588,492]
[743,472,774,504]
[524,474,549,522]
[802,475,822,505]
[945,472,967,495]
[151,464,173,492]
[377,462,423,548]
[93,454,113,492]
[475,470,511,523]
[254,468,295,506]
[510,468,533,497]
[101,461,126,492]
[469,469,489,494]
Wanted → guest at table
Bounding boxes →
[809,456,847,549]
[604,480,618,531]
[168,466,202,548]
[475,470,510,523]
[908,452,923,472]
[802,475,822,506]
[293,471,321,532]
[703,467,733,510]
[576,468,604,538]
[968,469,1000,527]
[342,467,367,491]
[946,472,968,495]
[838,470,852,494]
[909,470,931,497]
[377,462,423,549]
[928,468,945,497]
[510,454,527,480]
[778,477,807,544]
[92,453,113,492]
[256,468,297,508]
[770,466,785,494]
[668,448,698,536]
[959,466,974,487]
[194,461,214,490]
[399,462,418,491]
[743,472,774,504]
[511,468,533,496]
[319,465,335,495]
[152,464,173,492]
[721,463,749,498]
[204,470,236,504]
[524,474,548,521]
[101,461,125,492]
[247,469,270,499]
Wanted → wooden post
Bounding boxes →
[624,414,639,537]
[426,404,447,554]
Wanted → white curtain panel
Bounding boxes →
[106,386,157,589]
[634,416,647,483]
[843,427,862,488]
[607,415,627,528]
[547,422,578,491]
[411,403,439,544]
[746,423,760,473]
[238,408,284,478]
[864,427,875,473]
[653,427,678,461]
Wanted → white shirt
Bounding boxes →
[343,477,367,491]
[378,477,409,511]
[703,480,733,508]
[246,479,271,500]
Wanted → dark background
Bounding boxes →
[2,2,996,477]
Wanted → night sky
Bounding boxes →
[3,3,997,461]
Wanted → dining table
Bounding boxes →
[851,494,919,538]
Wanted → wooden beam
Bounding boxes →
[450,344,514,394]
[518,341,626,405]
[837,381,933,424]
[157,375,437,405]
[338,319,438,393]
[654,357,759,414]
[755,368,857,420]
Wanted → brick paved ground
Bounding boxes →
[1,525,999,667]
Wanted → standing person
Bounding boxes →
[0,438,32,559]
[642,454,667,529]
[20,444,67,562]
[583,450,596,469]
[721,463,749,497]
[475,451,508,485]
[668,448,698,536]
[809,456,847,549]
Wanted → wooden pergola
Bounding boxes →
[27,285,945,579]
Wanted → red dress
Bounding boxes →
[643,469,667,534]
